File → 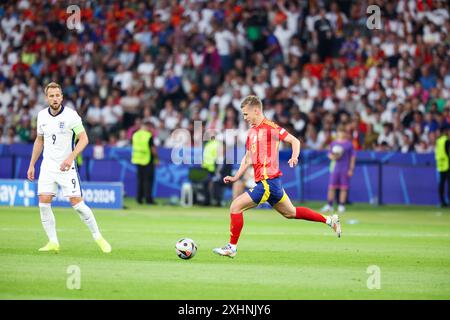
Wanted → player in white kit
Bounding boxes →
[27,82,111,253]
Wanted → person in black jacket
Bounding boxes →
[313,8,334,61]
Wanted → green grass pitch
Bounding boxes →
[1,199,449,299]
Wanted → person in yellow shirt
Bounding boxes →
[202,135,220,206]
[131,120,158,204]
[435,126,450,207]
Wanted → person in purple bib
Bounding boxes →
[321,125,356,214]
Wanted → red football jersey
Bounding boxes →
[246,118,289,182]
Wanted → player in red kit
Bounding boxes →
[213,95,341,258]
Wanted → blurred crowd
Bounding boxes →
[0,0,449,154]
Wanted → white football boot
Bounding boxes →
[329,214,342,238]
[213,244,237,258]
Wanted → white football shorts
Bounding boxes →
[38,166,82,198]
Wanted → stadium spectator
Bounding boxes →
[86,96,104,141]
[1,127,19,144]
[0,0,448,157]
[399,132,415,153]
[377,122,397,150]
[101,96,124,136]
[362,123,379,150]
[313,8,334,61]
[116,129,130,148]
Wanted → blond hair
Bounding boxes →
[44,82,62,95]
[240,95,263,110]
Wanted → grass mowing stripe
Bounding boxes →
[0,199,449,299]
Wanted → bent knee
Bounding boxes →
[230,197,251,213]
[230,201,243,213]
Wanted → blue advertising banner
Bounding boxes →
[0,179,37,207]
[0,179,123,209]
[0,144,439,205]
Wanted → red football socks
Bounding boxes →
[295,207,326,223]
[229,212,244,245]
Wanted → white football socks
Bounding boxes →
[39,203,59,244]
[73,201,102,240]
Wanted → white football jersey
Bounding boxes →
[37,106,83,172]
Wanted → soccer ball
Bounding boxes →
[332,144,344,156]
[175,238,197,260]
